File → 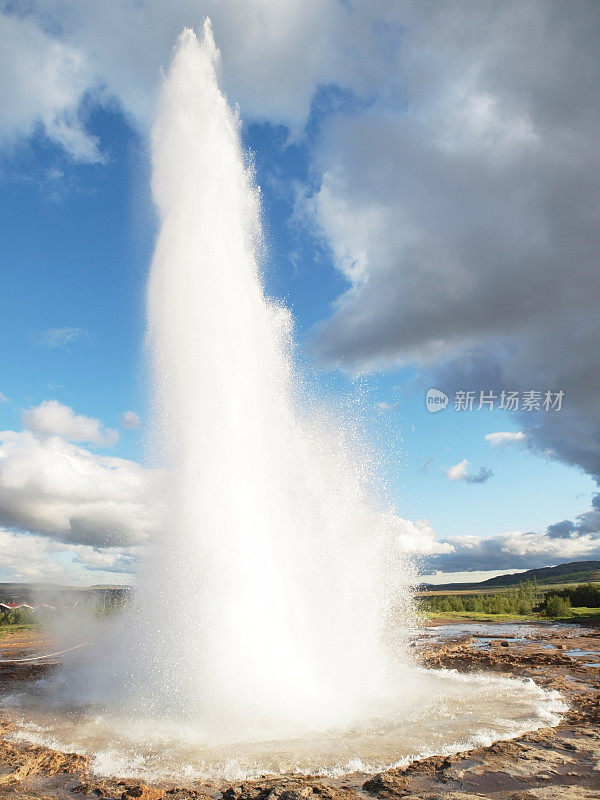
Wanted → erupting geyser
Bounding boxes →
[133,19,415,737]
[4,22,565,782]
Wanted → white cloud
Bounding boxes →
[0,403,155,579]
[376,401,396,412]
[0,393,8,403]
[447,459,468,482]
[0,12,103,162]
[23,400,118,447]
[378,497,600,574]
[485,431,526,446]
[33,327,90,348]
[0,2,408,159]
[0,428,155,547]
[0,528,135,583]
[0,529,69,582]
[393,517,453,557]
[120,411,142,429]
[70,544,136,576]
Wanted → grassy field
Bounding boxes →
[564,607,600,623]
[421,606,600,623]
[422,610,536,622]
[0,622,40,632]
[0,623,40,637]
[419,579,600,622]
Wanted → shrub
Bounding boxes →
[544,595,571,618]
[545,583,600,608]
[0,607,36,625]
[418,579,541,616]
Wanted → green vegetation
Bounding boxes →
[420,580,539,617]
[0,623,39,636]
[419,580,600,621]
[0,609,40,635]
[0,607,36,626]
[564,607,600,623]
[94,593,128,617]
[543,582,600,607]
[543,594,571,618]
[421,610,535,622]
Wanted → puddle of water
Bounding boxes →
[565,649,598,658]
[426,623,537,643]
[3,669,566,783]
[471,637,520,649]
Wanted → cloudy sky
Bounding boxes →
[1,0,599,585]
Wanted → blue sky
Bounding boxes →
[1,1,599,584]
[0,111,150,452]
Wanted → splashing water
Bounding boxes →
[4,22,565,780]
[126,20,416,738]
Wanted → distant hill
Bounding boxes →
[419,560,600,593]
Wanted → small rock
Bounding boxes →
[73,781,112,797]
[362,772,409,797]
[121,783,165,800]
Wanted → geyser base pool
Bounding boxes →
[4,669,564,783]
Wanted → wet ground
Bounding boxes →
[0,621,598,799]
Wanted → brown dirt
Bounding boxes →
[0,624,598,800]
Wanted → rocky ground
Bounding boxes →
[0,622,598,800]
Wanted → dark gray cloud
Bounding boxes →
[546,519,575,539]
[425,529,600,574]
[465,466,493,485]
[306,1,600,484]
[424,327,600,482]
[545,493,600,540]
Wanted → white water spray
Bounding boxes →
[130,21,414,738]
